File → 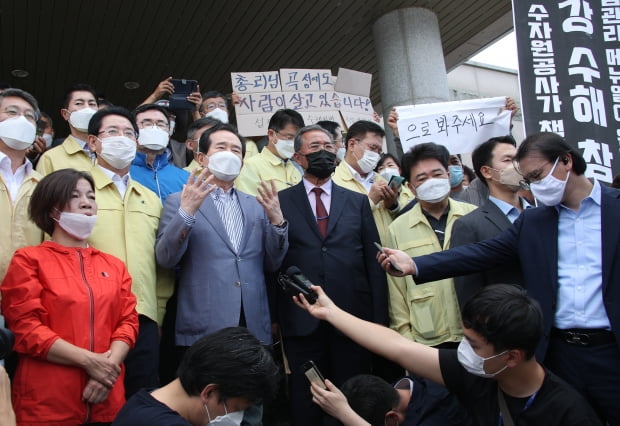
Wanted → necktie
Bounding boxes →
[312,187,328,237]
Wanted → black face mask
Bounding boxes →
[305,150,337,179]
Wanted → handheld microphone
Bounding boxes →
[277,266,318,304]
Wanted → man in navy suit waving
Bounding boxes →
[278,124,388,426]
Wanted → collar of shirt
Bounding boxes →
[302,176,332,197]
[133,150,170,171]
[98,164,130,186]
[263,147,290,167]
[210,185,236,202]
[556,179,602,213]
[0,151,32,176]
[489,195,529,223]
[345,160,374,191]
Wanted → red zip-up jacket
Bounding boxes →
[1,241,138,425]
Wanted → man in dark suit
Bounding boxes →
[450,136,526,308]
[378,132,620,425]
[278,124,388,426]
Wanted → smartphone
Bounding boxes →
[303,360,327,390]
[388,174,405,190]
[374,242,403,273]
[169,79,198,110]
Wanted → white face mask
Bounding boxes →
[204,403,243,426]
[355,149,381,174]
[379,167,400,182]
[529,157,570,206]
[336,147,346,162]
[99,136,137,170]
[138,126,169,151]
[414,177,450,203]
[457,338,508,378]
[168,120,176,136]
[54,211,98,240]
[42,133,54,148]
[69,108,97,132]
[274,138,295,159]
[207,151,242,181]
[0,115,37,150]
[205,108,229,124]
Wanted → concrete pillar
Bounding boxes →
[373,8,450,156]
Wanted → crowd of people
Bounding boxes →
[0,78,617,426]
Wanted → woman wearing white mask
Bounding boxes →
[1,169,138,425]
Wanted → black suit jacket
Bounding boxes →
[277,181,388,337]
[450,198,523,307]
[414,185,620,360]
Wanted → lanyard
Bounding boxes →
[497,387,538,426]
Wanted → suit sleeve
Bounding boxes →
[111,261,139,348]
[415,217,521,284]
[449,216,486,308]
[155,192,193,268]
[262,211,289,273]
[0,250,60,359]
[360,195,389,325]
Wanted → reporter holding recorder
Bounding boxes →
[293,284,600,425]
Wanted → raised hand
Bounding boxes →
[256,180,285,225]
[179,168,216,216]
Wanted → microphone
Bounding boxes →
[277,266,318,304]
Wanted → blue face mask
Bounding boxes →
[448,165,464,188]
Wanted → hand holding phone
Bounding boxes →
[374,242,403,273]
[388,174,405,191]
[303,360,327,390]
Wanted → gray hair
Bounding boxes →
[293,124,334,153]
[0,88,40,119]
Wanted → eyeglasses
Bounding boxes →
[98,128,138,139]
[275,130,296,140]
[514,158,552,188]
[1,106,38,123]
[355,139,382,154]
[138,119,169,131]
[203,102,227,111]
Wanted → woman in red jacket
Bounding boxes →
[1,169,138,425]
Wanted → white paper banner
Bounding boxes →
[396,97,511,154]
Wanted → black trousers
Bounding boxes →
[124,315,160,399]
[545,334,620,426]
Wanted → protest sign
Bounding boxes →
[396,97,511,154]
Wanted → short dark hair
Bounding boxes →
[515,132,587,175]
[200,91,228,112]
[293,124,333,153]
[401,142,450,183]
[340,375,399,425]
[612,174,620,189]
[39,111,53,128]
[0,88,40,118]
[345,120,385,150]
[375,153,401,173]
[198,122,246,158]
[461,284,543,359]
[472,135,517,186]
[316,120,340,139]
[463,165,476,184]
[88,106,139,136]
[187,117,221,140]
[133,103,171,126]
[29,169,95,235]
[62,84,98,109]
[177,327,279,403]
[268,109,305,132]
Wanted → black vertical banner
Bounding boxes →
[513,0,620,183]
